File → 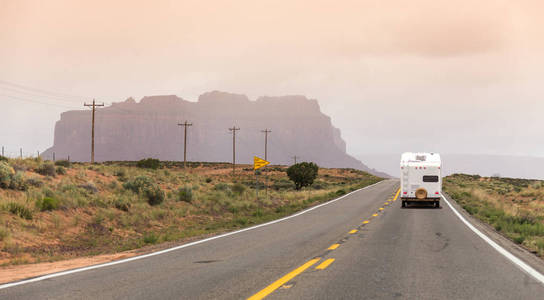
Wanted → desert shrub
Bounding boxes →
[136,158,160,169]
[9,172,27,191]
[214,183,230,191]
[26,177,43,188]
[272,178,295,191]
[123,176,154,193]
[36,197,59,211]
[114,168,127,177]
[123,176,164,205]
[113,197,131,211]
[144,185,165,206]
[79,182,98,193]
[232,183,246,194]
[54,160,71,167]
[36,162,56,177]
[335,189,347,196]
[205,177,213,183]
[143,232,159,244]
[177,187,193,203]
[0,156,7,162]
[0,162,15,188]
[286,162,319,190]
[56,166,67,175]
[6,202,33,220]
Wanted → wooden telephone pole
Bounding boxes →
[177,121,193,168]
[261,129,271,161]
[292,155,299,164]
[229,126,240,175]
[84,99,104,164]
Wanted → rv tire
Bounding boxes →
[401,200,406,208]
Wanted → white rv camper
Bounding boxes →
[400,152,442,208]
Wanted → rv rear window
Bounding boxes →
[423,175,439,182]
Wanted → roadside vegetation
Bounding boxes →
[0,156,382,266]
[444,174,544,257]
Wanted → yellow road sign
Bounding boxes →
[254,156,270,170]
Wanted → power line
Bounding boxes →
[0,93,81,109]
[0,79,88,100]
[0,86,83,104]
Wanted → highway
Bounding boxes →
[2,179,544,299]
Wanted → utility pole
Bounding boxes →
[20,148,22,159]
[177,121,193,168]
[84,99,104,164]
[1,146,3,157]
[229,126,240,175]
[261,129,271,161]
[292,155,299,164]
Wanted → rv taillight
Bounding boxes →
[435,192,439,194]
[403,192,407,194]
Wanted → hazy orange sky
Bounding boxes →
[1,0,543,158]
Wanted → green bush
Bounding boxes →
[123,176,154,193]
[286,162,319,190]
[0,161,15,188]
[0,156,7,162]
[232,183,246,194]
[54,160,71,167]
[205,177,213,183]
[6,202,33,220]
[9,172,27,191]
[36,162,56,177]
[143,232,159,244]
[113,197,131,211]
[56,166,67,175]
[144,185,165,206]
[36,197,60,211]
[177,187,193,203]
[26,177,43,187]
[214,183,230,191]
[136,158,160,169]
[123,176,164,205]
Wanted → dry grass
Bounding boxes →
[444,174,544,256]
[0,158,382,266]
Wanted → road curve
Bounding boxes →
[2,179,544,299]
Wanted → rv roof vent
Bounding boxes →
[415,155,426,161]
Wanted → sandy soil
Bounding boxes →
[0,251,137,284]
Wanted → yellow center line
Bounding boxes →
[315,258,335,270]
[362,220,369,224]
[349,229,358,234]
[247,258,321,300]
[379,207,384,211]
[384,202,389,205]
[372,213,378,217]
[328,244,340,250]
[393,188,400,201]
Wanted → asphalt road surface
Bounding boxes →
[2,179,544,299]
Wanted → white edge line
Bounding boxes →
[0,180,386,290]
[441,194,544,285]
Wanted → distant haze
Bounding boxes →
[1,1,543,172]
[358,154,544,180]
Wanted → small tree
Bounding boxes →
[286,162,319,190]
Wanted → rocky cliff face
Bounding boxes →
[43,91,387,177]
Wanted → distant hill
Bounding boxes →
[43,91,388,177]
[357,153,544,180]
